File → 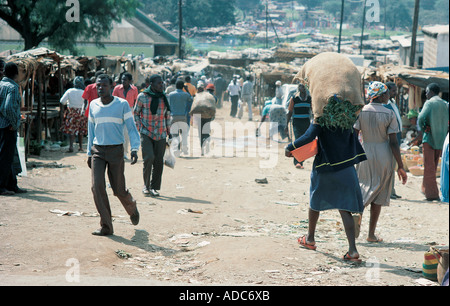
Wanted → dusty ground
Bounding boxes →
[0,104,448,287]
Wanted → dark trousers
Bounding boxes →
[230,95,239,117]
[0,127,17,192]
[91,144,137,234]
[199,117,212,148]
[141,134,166,191]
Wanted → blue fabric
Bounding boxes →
[310,165,364,213]
[0,77,21,130]
[168,89,193,117]
[441,134,449,202]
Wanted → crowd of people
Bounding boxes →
[0,60,448,271]
[284,80,448,264]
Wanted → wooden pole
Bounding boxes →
[410,0,420,67]
[360,0,367,55]
[265,0,268,49]
[338,0,345,53]
[178,0,183,59]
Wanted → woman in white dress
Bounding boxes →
[354,81,407,243]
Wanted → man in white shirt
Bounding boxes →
[227,75,241,118]
[238,76,254,121]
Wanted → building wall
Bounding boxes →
[436,33,449,68]
[423,33,449,68]
[423,35,437,68]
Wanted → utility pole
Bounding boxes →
[384,0,387,38]
[410,0,420,67]
[265,0,269,49]
[178,0,183,59]
[360,0,367,55]
[338,0,345,53]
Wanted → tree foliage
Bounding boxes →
[141,0,236,28]
[0,0,140,53]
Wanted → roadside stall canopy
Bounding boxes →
[398,71,449,93]
[377,64,449,92]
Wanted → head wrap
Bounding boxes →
[367,81,388,102]
[73,76,85,90]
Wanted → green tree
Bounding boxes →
[142,0,236,28]
[0,0,140,53]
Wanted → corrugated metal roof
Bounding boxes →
[0,10,177,46]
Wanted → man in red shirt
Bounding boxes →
[113,72,139,108]
[82,71,105,117]
[113,72,139,159]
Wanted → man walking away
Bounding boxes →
[238,76,254,121]
[227,76,241,118]
[87,74,140,236]
[214,74,227,108]
[168,79,193,155]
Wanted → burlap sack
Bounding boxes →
[189,91,216,118]
[293,52,364,119]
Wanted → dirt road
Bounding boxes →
[0,104,448,286]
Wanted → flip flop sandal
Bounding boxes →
[298,235,317,250]
[366,237,383,243]
[343,252,362,263]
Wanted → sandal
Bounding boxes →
[298,235,317,250]
[343,252,362,263]
[366,237,383,243]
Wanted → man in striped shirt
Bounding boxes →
[134,74,171,197]
[286,83,312,169]
[87,74,140,236]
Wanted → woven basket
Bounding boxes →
[409,166,424,176]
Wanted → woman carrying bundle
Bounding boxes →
[285,95,367,262]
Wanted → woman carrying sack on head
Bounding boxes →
[285,52,369,262]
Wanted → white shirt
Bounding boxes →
[227,81,241,96]
[60,88,84,109]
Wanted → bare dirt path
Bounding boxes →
[0,104,448,286]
